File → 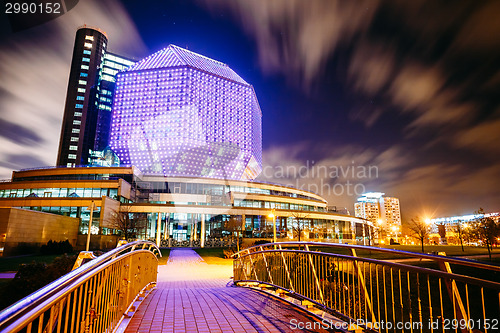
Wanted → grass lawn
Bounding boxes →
[378,244,500,256]
[158,249,170,265]
[194,247,233,265]
[276,244,500,261]
[0,253,73,273]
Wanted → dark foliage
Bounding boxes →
[0,254,76,310]
[40,240,73,255]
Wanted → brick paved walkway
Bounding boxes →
[125,249,329,333]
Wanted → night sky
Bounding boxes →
[0,0,499,220]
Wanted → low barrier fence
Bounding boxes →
[233,242,500,332]
[0,240,161,333]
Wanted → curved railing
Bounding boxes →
[0,240,161,333]
[233,242,500,332]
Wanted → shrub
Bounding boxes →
[40,240,73,255]
[252,240,271,247]
[223,248,237,259]
[0,254,77,310]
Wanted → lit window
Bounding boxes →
[77,88,86,93]
[76,96,84,101]
[83,50,91,55]
[74,111,82,117]
[73,120,81,125]
[84,42,93,49]
[78,80,87,85]
[72,129,80,133]
[82,57,90,62]
[68,154,77,159]
[75,104,83,108]
[80,72,88,77]
[71,137,78,142]
[81,64,89,70]
[69,145,78,151]
[85,35,94,41]
[67,163,73,167]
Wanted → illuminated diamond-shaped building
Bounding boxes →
[109,45,262,180]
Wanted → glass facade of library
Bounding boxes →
[0,167,373,245]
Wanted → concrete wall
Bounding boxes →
[0,208,79,256]
[76,234,119,251]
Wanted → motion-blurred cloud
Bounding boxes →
[0,0,147,179]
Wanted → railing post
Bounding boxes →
[259,246,274,285]
[278,244,295,292]
[304,244,324,303]
[350,248,377,326]
[437,252,470,333]
[246,248,259,281]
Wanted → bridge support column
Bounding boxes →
[164,215,169,240]
[363,224,367,246]
[193,221,198,241]
[156,212,161,248]
[200,214,206,248]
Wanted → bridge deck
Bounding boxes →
[125,249,329,333]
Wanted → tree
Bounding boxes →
[406,217,431,252]
[291,212,310,246]
[109,207,148,241]
[467,208,500,260]
[225,216,242,252]
[455,220,465,252]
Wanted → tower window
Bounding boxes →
[85,35,94,41]
[84,42,93,49]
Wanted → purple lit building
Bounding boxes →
[109,45,262,180]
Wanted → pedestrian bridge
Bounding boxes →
[0,241,499,333]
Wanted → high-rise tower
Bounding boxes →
[57,27,135,167]
[57,26,108,167]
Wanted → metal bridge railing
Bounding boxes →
[233,242,500,333]
[0,240,161,333]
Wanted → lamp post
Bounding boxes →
[268,209,276,246]
[391,225,399,243]
[86,201,96,252]
[377,219,384,244]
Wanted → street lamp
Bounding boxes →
[86,201,97,252]
[268,209,276,246]
[391,225,399,243]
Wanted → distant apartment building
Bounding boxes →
[354,192,401,229]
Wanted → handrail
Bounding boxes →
[235,241,500,272]
[238,249,500,290]
[0,240,161,332]
[233,242,500,332]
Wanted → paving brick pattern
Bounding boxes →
[125,249,329,333]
